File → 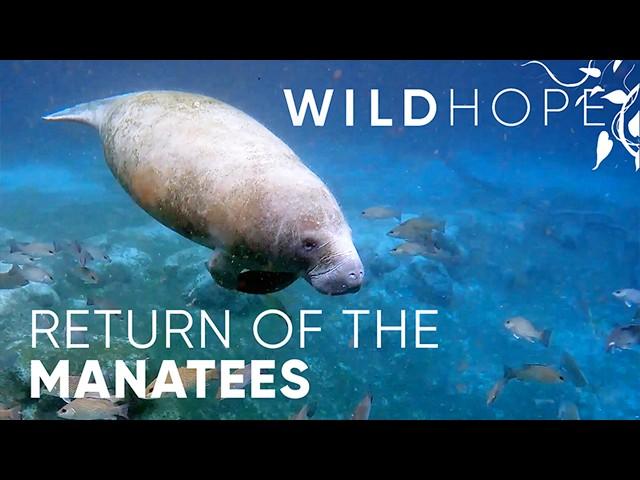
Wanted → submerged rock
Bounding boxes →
[0,282,60,315]
[408,260,454,307]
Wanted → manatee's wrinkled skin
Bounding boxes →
[44,91,364,295]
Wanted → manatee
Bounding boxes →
[44,91,364,295]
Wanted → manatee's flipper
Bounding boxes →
[207,251,243,290]
[235,270,298,294]
[207,251,297,294]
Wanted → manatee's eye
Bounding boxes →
[615,290,621,294]
[505,320,511,325]
[302,239,317,252]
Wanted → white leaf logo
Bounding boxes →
[594,131,614,170]
[629,110,639,138]
[579,67,601,78]
[602,90,629,104]
[522,60,638,173]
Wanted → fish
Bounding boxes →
[503,364,565,384]
[387,216,445,242]
[83,244,112,263]
[86,296,121,314]
[9,240,57,257]
[612,289,640,308]
[486,377,508,406]
[0,265,29,289]
[605,324,640,352]
[390,242,432,257]
[290,402,318,420]
[146,366,220,398]
[0,251,37,265]
[216,362,253,400]
[351,393,373,420]
[361,206,401,221]
[69,241,93,267]
[19,265,54,284]
[558,401,580,420]
[420,243,460,264]
[0,405,22,420]
[504,316,552,347]
[560,351,588,387]
[74,266,100,284]
[57,398,128,420]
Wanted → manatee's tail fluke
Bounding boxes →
[42,93,138,129]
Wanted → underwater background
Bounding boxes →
[0,59,639,420]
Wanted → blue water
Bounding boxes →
[1,60,639,420]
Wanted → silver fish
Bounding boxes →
[83,244,112,263]
[0,265,29,289]
[362,206,402,221]
[57,398,128,420]
[10,240,57,257]
[612,289,640,308]
[558,401,580,420]
[351,393,373,420]
[0,251,37,265]
[74,266,99,284]
[0,405,21,420]
[19,265,54,284]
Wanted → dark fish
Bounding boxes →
[605,324,640,352]
[504,364,564,384]
[560,351,588,387]
[290,402,318,420]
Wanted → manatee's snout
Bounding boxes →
[308,253,364,296]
